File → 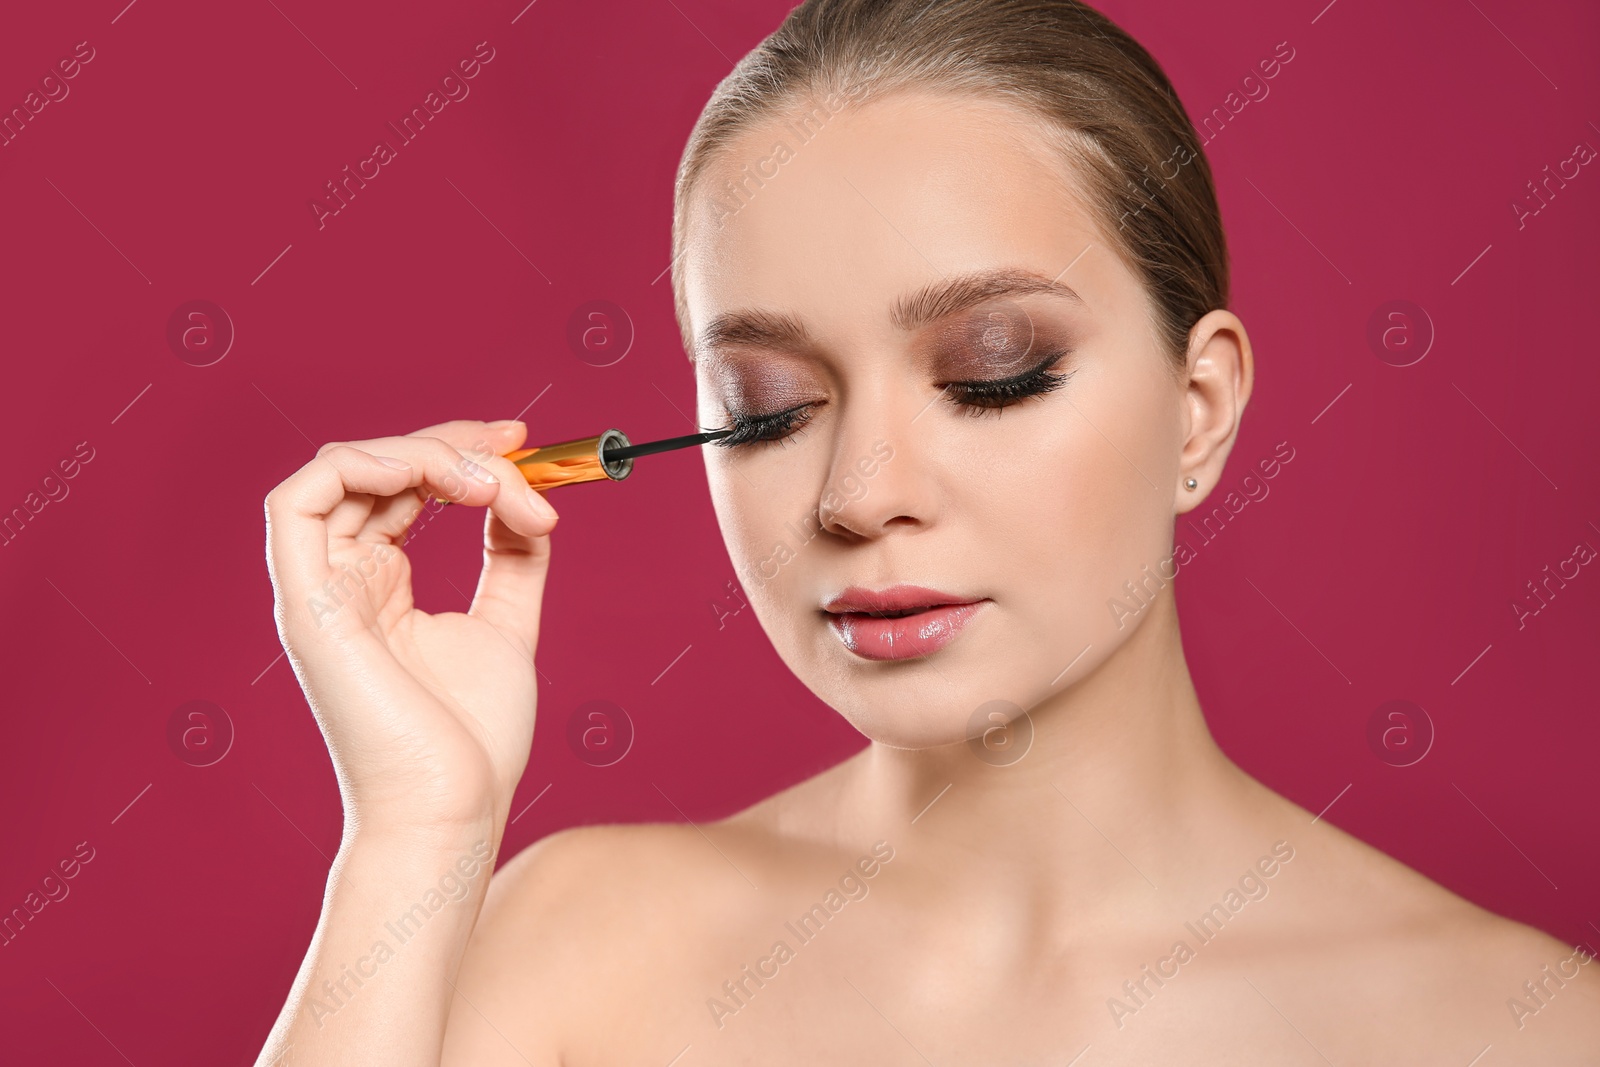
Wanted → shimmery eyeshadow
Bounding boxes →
[930,302,1071,378]
[699,353,820,414]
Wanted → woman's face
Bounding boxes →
[684,89,1192,748]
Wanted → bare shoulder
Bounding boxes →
[467,823,742,965]
[472,752,860,947]
[445,763,857,1064]
[1232,781,1600,1060]
[442,821,725,1064]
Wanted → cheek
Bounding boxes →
[706,462,842,689]
[706,463,767,582]
[988,362,1179,641]
[705,456,818,621]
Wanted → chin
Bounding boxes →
[809,659,1045,755]
[835,703,977,751]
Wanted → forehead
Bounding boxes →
[681,89,1121,346]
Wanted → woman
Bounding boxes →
[257,1,1599,1062]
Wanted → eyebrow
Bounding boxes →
[692,267,1086,360]
[891,267,1086,332]
[694,308,813,360]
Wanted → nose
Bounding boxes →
[815,397,936,541]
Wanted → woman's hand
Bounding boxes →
[264,418,557,842]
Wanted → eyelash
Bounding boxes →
[712,349,1075,450]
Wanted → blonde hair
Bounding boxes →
[670,0,1229,374]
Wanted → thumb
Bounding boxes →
[468,503,555,656]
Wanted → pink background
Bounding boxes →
[1,0,1596,1060]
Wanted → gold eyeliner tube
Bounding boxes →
[504,428,634,491]
[437,424,729,505]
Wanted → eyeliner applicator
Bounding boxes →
[471,427,734,495]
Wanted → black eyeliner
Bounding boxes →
[945,347,1075,409]
[713,403,813,448]
[715,346,1074,448]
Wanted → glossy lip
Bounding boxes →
[821,584,989,661]
[822,584,983,615]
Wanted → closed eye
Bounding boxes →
[712,347,1075,448]
[942,348,1075,416]
[710,403,817,449]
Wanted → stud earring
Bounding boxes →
[1183,477,1198,491]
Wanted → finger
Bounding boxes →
[404,418,528,458]
[266,440,499,609]
[470,439,560,539]
[468,503,556,655]
[325,431,532,541]
[352,421,548,542]
[325,488,378,543]
[314,419,523,465]
[443,419,559,537]
[316,418,524,510]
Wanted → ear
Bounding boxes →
[1175,310,1254,515]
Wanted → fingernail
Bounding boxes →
[375,455,411,469]
[487,419,523,431]
[526,486,557,521]
[462,460,495,483]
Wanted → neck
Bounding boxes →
[843,589,1265,934]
